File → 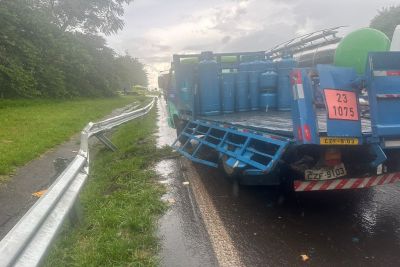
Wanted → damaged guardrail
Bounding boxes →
[0,98,156,267]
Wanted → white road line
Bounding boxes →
[181,158,245,267]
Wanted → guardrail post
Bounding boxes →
[95,132,118,152]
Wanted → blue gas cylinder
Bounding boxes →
[261,59,277,88]
[198,57,221,116]
[248,70,259,110]
[248,60,271,110]
[265,59,276,71]
[277,56,296,110]
[259,93,277,109]
[236,62,251,111]
[175,62,196,112]
[221,72,235,113]
[259,71,278,89]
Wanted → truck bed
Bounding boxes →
[199,109,372,136]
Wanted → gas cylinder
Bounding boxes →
[259,71,278,90]
[198,53,221,115]
[175,62,196,112]
[221,72,235,113]
[277,56,296,110]
[248,60,270,110]
[236,61,251,111]
[259,92,277,109]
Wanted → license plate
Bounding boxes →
[305,163,347,181]
[320,137,359,145]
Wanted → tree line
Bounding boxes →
[0,0,147,99]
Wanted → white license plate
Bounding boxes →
[305,163,347,181]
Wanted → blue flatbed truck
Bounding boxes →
[159,37,400,192]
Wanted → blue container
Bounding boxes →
[236,62,251,111]
[277,57,296,110]
[235,71,249,111]
[265,59,276,71]
[248,71,259,110]
[175,62,196,112]
[248,60,272,110]
[259,71,278,89]
[221,72,235,113]
[259,93,277,109]
[198,58,221,116]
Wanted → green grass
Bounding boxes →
[0,96,148,181]
[44,107,171,266]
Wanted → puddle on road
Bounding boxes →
[154,160,174,183]
[156,97,176,148]
[154,97,217,267]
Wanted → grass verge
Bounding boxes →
[44,107,171,266]
[0,96,148,181]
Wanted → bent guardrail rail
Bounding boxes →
[0,97,156,267]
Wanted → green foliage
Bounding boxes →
[34,0,134,35]
[0,0,147,99]
[0,96,145,178]
[370,5,400,39]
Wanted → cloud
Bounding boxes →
[221,35,231,44]
[107,0,398,87]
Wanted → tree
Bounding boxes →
[115,55,148,90]
[0,0,147,98]
[34,0,134,35]
[370,5,400,39]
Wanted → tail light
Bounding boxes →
[324,148,342,167]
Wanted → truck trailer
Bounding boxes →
[160,28,400,192]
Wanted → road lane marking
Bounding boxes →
[181,158,244,267]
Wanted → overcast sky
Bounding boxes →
[106,0,398,88]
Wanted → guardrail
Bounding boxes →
[0,98,156,267]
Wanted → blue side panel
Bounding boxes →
[317,65,362,137]
[172,120,292,174]
[291,69,319,144]
[365,52,400,138]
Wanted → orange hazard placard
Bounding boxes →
[324,89,359,121]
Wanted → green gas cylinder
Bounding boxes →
[334,28,390,74]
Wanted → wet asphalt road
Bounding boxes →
[192,164,400,267]
[156,97,400,267]
[156,97,219,267]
